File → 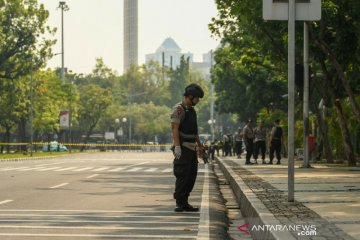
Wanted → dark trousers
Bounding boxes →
[245,139,253,163]
[235,141,242,156]
[224,143,230,156]
[173,147,198,205]
[270,139,281,162]
[254,140,266,160]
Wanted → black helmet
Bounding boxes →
[183,84,204,98]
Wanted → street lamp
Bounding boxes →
[58,1,69,83]
[208,119,216,141]
[122,117,128,143]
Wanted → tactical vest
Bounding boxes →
[273,126,283,140]
[179,103,198,142]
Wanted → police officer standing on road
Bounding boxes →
[269,119,283,164]
[234,127,243,159]
[243,119,254,165]
[170,83,205,212]
[253,120,267,164]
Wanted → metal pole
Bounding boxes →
[288,0,296,202]
[303,22,310,168]
[58,2,68,82]
[30,60,34,157]
[61,5,65,82]
[210,50,215,142]
[129,117,132,144]
[69,84,72,153]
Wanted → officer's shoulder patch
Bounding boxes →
[176,106,183,115]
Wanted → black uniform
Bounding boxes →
[172,103,198,207]
[270,126,283,164]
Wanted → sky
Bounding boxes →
[38,0,220,75]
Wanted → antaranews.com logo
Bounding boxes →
[238,222,317,236]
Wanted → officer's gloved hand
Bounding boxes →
[174,146,181,159]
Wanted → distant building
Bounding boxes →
[145,37,193,69]
[124,0,138,72]
[145,37,215,78]
[192,50,213,77]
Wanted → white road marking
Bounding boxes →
[145,167,158,172]
[0,219,197,225]
[126,167,143,172]
[197,163,210,240]
[0,213,199,219]
[91,167,109,171]
[37,167,62,171]
[55,167,77,171]
[109,167,126,172]
[16,167,35,171]
[0,167,28,171]
[0,209,199,214]
[86,174,98,179]
[35,162,65,167]
[161,168,172,173]
[0,200,13,205]
[18,167,48,171]
[109,161,150,172]
[0,225,198,231]
[73,167,93,172]
[49,183,69,189]
[0,233,196,239]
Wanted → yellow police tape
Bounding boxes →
[0,142,172,147]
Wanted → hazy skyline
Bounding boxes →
[38,0,220,75]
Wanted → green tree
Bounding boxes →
[169,56,190,106]
[210,0,360,165]
[77,84,112,151]
[0,0,56,79]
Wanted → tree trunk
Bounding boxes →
[80,124,97,152]
[18,118,27,152]
[314,38,360,125]
[5,126,11,154]
[333,98,356,166]
[315,108,333,163]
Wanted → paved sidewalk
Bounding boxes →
[217,156,360,240]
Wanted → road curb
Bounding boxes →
[216,157,296,240]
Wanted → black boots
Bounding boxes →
[174,200,199,212]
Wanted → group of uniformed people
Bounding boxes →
[240,119,283,165]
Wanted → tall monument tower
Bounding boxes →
[123,0,138,72]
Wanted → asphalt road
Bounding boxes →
[0,152,228,240]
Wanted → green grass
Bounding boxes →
[0,152,74,159]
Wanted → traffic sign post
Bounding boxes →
[263,0,321,202]
[263,0,321,21]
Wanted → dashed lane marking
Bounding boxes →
[145,168,158,172]
[108,167,127,172]
[126,167,143,172]
[0,200,13,205]
[86,174,98,179]
[55,167,77,171]
[49,183,69,189]
[161,168,172,173]
[37,167,62,171]
[91,167,109,171]
[73,167,94,172]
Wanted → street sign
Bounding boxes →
[59,110,70,130]
[263,0,321,20]
[105,132,115,140]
